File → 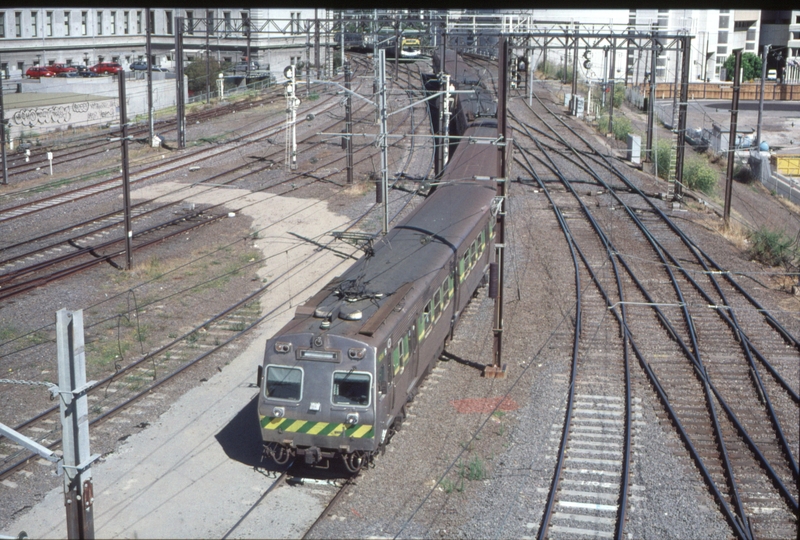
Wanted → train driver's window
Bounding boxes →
[265,366,303,401]
[332,371,371,406]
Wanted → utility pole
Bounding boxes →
[570,23,579,113]
[314,9,320,80]
[175,16,186,149]
[0,52,8,185]
[57,309,99,540]
[645,29,659,163]
[487,37,508,380]
[284,65,298,171]
[756,44,770,147]
[724,49,743,227]
[344,62,353,184]
[674,34,692,201]
[441,73,452,167]
[118,73,133,270]
[146,8,154,145]
[205,10,211,105]
[377,48,389,235]
[244,12,251,77]
[609,43,616,134]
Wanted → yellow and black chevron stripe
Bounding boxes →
[260,416,374,439]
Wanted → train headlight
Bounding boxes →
[275,342,292,353]
[346,413,359,425]
[273,406,285,418]
[348,348,366,360]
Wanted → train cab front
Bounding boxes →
[256,333,377,473]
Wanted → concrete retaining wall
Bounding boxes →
[5,74,185,141]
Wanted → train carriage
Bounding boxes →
[257,52,500,473]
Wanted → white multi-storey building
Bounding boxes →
[0,8,329,78]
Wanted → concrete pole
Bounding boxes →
[609,42,616,135]
[175,16,186,149]
[570,24,579,113]
[378,49,389,235]
[724,49,743,227]
[146,8,154,145]
[0,52,8,185]
[645,31,658,163]
[344,62,353,184]
[675,35,692,201]
[57,309,96,540]
[118,73,133,270]
[205,10,211,105]
[756,44,770,147]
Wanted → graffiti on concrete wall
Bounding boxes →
[8,100,117,134]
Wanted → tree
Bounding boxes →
[722,52,762,82]
[184,58,226,94]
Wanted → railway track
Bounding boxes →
[0,55,435,496]
[509,77,798,538]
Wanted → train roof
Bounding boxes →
[279,179,497,344]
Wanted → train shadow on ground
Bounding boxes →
[215,395,264,468]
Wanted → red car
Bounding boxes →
[26,66,55,78]
[90,62,124,75]
[49,63,77,74]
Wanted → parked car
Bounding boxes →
[49,63,77,74]
[233,61,259,71]
[75,65,99,77]
[90,62,124,75]
[130,62,169,72]
[56,71,79,78]
[26,66,55,79]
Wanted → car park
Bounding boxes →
[90,62,124,75]
[25,66,55,78]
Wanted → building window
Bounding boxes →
[745,43,754,51]
[64,12,70,36]
[291,12,301,34]
[207,10,213,36]
[17,61,24,71]
[793,31,800,40]
[0,12,5,38]
[796,15,800,24]
[81,11,87,35]
[31,11,37,37]
[15,12,21,37]
[110,11,116,34]
[746,28,755,41]
[46,11,52,36]
[718,31,728,44]
[97,11,102,35]
[124,11,129,34]
[166,11,173,34]
[186,10,193,35]
[716,55,726,65]
[717,46,727,55]
[793,48,800,56]
[241,11,248,36]
[149,10,155,34]
[719,15,729,28]
[136,11,141,34]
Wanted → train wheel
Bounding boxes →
[342,451,366,473]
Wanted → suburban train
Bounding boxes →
[256,48,500,472]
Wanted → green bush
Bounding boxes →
[654,139,673,180]
[613,84,625,108]
[612,116,632,141]
[683,156,717,194]
[748,227,798,267]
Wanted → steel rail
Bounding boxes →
[518,110,793,523]
[516,152,751,540]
